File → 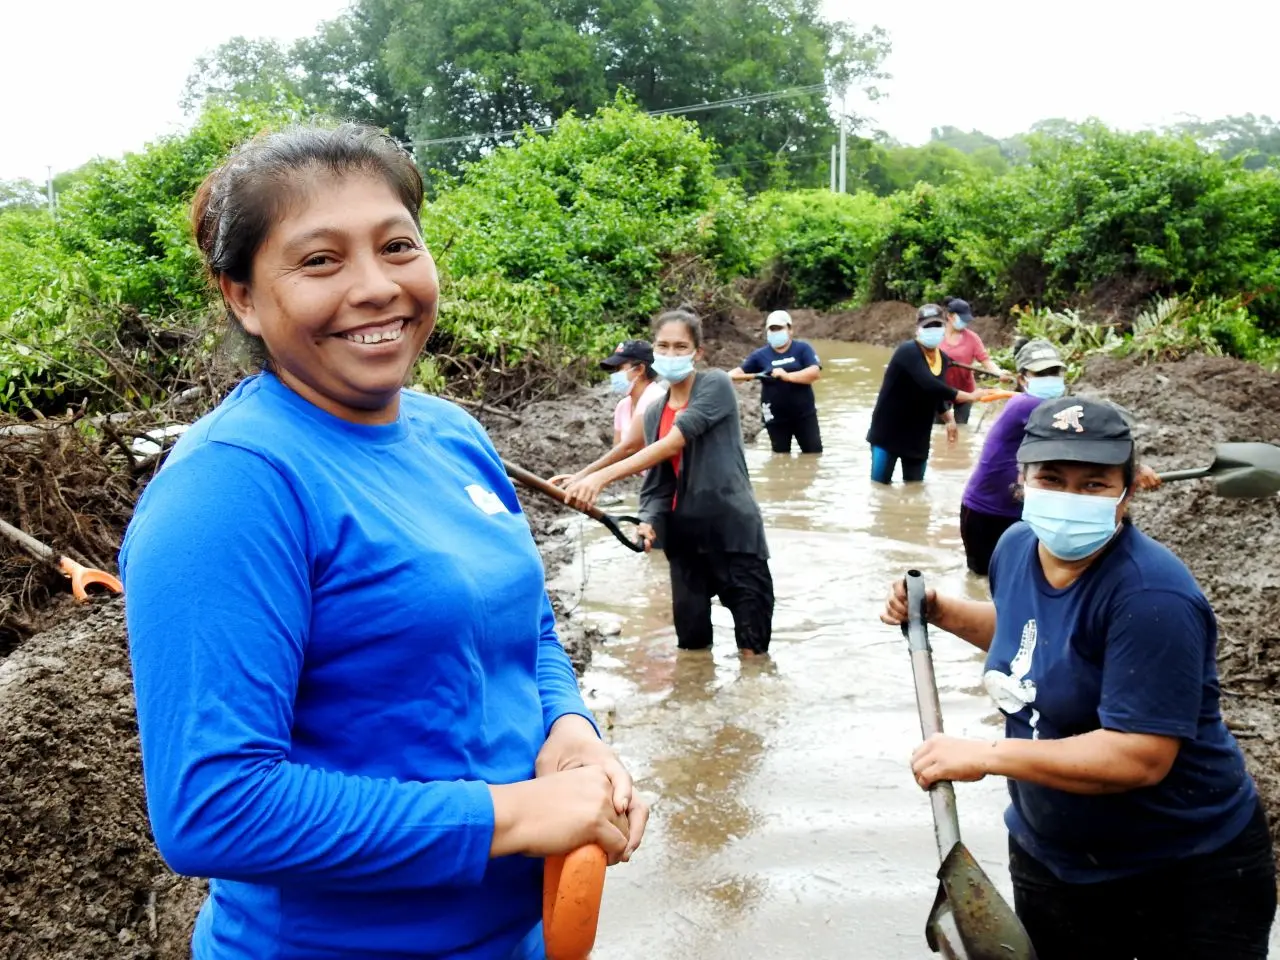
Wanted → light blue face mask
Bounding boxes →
[917,326,945,350]
[609,370,632,394]
[952,316,969,331]
[1021,486,1125,561]
[652,353,696,383]
[767,329,790,349]
[1025,375,1066,400]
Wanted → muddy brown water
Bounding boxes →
[548,340,1280,959]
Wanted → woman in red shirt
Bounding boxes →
[939,298,1012,424]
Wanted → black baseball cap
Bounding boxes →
[916,303,945,326]
[947,298,975,324]
[600,339,654,369]
[1017,396,1134,466]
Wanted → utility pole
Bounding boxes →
[838,89,847,194]
[46,166,55,215]
[830,145,837,192]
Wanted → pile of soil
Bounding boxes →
[1075,353,1280,852]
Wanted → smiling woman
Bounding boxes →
[120,124,647,960]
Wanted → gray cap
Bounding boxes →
[1015,339,1065,374]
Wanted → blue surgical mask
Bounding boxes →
[609,370,632,394]
[917,327,945,350]
[1026,375,1066,400]
[952,316,969,331]
[1021,486,1125,561]
[767,329,790,349]
[652,353,696,383]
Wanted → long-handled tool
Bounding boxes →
[0,517,122,601]
[1155,442,1280,499]
[953,362,1010,380]
[503,460,646,553]
[543,844,607,960]
[901,570,1036,960]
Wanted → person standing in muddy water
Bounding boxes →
[866,303,994,484]
[118,123,647,960]
[563,308,774,657]
[601,338,664,447]
[936,297,1012,425]
[728,309,824,454]
[882,396,1275,959]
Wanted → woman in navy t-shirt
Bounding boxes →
[882,396,1275,959]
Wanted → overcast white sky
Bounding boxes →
[2,0,1278,182]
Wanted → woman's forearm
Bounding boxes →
[597,430,685,485]
[987,729,1177,795]
[931,595,996,651]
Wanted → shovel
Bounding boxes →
[901,569,1037,960]
[1155,442,1280,499]
[0,517,123,601]
[503,460,646,553]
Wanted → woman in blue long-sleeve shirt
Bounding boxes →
[119,123,647,959]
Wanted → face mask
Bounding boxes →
[609,370,632,394]
[767,329,790,349]
[1025,375,1065,400]
[652,353,696,383]
[952,316,969,331]
[917,326,945,350]
[1021,486,1125,561]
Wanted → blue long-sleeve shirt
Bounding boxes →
[119,372,596,959]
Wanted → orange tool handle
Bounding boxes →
[543,844,607,960]
[58,556,123,601]
[976,390,1016,403]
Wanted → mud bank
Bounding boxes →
[1074,353,1280,852]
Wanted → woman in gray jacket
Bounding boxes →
[564,309,773,656]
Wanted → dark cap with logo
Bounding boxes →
[1018,396,1135,466]
[947,298,975,324]
[916,303,945,326]
[600,339,654,369]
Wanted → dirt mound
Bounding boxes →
[1076,353,1280,853]
[0,601,205,958]
[772,301,1017,353]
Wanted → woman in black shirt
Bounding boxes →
[564,309,773,656]
[866,303,992,483]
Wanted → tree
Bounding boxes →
[1168,114,1280,170]
[181,37,305,115]
[206,0,889,189]
[292,0,413,142]
[0,179,45,212]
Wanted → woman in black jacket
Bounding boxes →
[564,309,773,656]
[867,303,993,484]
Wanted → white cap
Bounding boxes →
[766,310,792,328]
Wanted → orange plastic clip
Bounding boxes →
[543,844,606,960]
[57,556,123,602]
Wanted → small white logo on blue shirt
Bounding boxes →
[466,485,508,515]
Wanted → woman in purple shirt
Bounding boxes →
[960,340,1069,575]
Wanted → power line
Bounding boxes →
[406,83,833,149]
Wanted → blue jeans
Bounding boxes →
[870,445,927,484]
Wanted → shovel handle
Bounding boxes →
[901,570,963,862]
[1155,466,1213,483]
[503,460,646,552]
[543,843,606,960]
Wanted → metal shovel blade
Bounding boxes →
[902,570,1037,960]
[926,842,1036,960]
[1157,442,1280,499]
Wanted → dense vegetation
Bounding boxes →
[2,98,1278,415]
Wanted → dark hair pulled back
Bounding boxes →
[191,122,424,365]
[652,306,703,349]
